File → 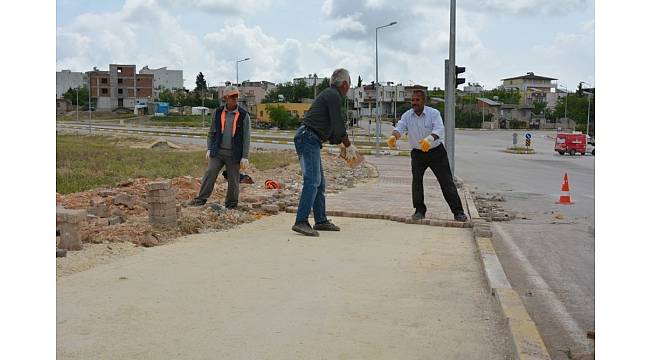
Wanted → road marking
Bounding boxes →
[492,223,592,355]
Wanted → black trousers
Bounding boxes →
[411,145,464,216]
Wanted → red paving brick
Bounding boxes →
[325,155,469,227]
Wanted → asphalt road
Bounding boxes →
[454,130,594,359]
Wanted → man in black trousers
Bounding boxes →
[386,89,467,222]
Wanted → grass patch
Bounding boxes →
[56,134,297,194]
[506,146,536,154]
[249,151,296,171]
[149,115,207,127]
[57,112,137,121]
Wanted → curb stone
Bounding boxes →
[464,188,551,360]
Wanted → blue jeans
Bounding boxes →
[294,126,327,224]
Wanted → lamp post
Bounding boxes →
[375,21,397,155]
[236,57,250,86]
[76,87,79,123]
[580,81,593,137]
[558,84,569,121]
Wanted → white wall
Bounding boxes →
[57,70,87,98]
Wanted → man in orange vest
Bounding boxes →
[188,85,251,209]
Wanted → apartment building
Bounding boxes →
[56,70,87,98]
[500,72,557,106]
[139,65,184,99]
[87,64,153,111]
[353,84,427,117]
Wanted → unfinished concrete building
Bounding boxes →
[87,64,154,111]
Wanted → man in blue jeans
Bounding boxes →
[292,68,359,237]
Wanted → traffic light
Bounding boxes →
[455,65,466,88]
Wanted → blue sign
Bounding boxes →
[525,133,532,140]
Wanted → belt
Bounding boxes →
[301,125,324,143]
[412,144,442,153]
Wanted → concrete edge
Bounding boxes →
[463,190,552,360]
[283,206,471,228]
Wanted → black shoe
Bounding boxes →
[412,212,425,220]
[292,222,320,237]
[187,198,207,207]
[454,212,468,222]
[313,220,340,231]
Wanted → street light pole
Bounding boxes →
[236,57,250,86]
[375,21,397,155]
[76,87,79,122]
[580,81,593,136]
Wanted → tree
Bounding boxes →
[553,93,594,130]
[532,101,547,115]
[158,88,174,104]
[195,72,207,92]
[357,75,362,87]
[62,86,90,107]
[316,77,330,95]
[268,105,299,129]
[483,88,521,104]
[263,80,313,103]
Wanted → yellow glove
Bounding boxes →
[387,135,397,149]
[418,135,436,152]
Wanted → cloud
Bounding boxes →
[531,21,595,87]
[163,0,272,15]
[56,0,294,88]
[331,13,367,40]
[473,0,589,15]
[204,23,304,83]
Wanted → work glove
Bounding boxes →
[205,150,210,161]
[240,158,249,171]
[387,135,397,149]
[344,144,359,162]
[418,135,436,152]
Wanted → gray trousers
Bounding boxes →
[196,152,240,208]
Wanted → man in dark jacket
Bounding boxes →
[188,85,251,209]
[292,68,359,236]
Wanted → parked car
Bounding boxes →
[555,133,587,156]
[587,139,595,156]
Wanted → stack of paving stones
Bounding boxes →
[146,181,179,225]
[56,207,87,251]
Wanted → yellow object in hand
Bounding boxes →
[419,135,436,152]
[387,135,397,149]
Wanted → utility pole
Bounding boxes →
[202,86,205,128]
[580,81,593,136]
[444,0,457,174]
[375,21,397,155]
[76,87,79,122]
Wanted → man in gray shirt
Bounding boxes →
[188,85,251,208]
[292,68,359,236]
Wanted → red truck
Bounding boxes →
[555,133,588,156]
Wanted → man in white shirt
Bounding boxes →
[387,89,467,222]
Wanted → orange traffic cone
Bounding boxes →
[557,172,574,205]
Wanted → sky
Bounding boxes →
[56,0,595,91]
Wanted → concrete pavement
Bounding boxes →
[57,214,512,359]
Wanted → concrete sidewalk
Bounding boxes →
[326,155,466,224]
[57,214,512,359]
